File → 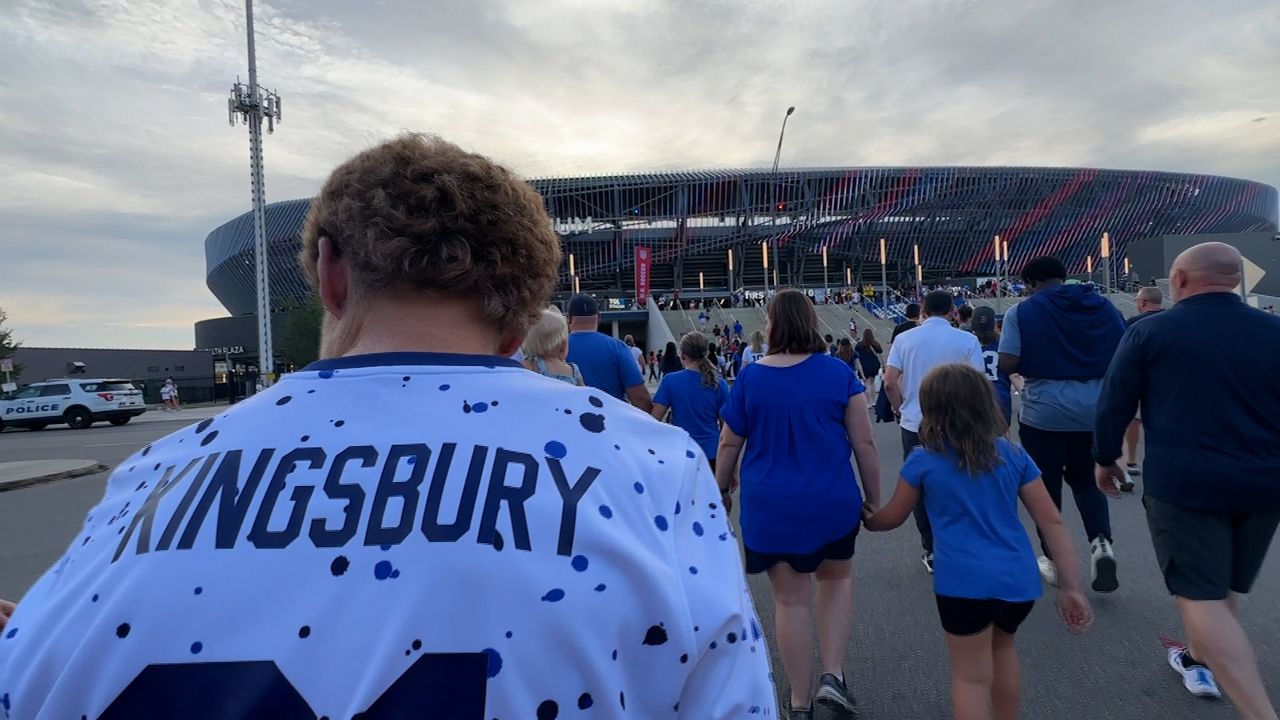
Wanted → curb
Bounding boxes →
[0,463,108,493]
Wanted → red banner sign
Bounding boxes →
[634,246,651,306]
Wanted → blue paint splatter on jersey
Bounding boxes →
[633,482,645,495]
[505,631,513,638]
[579,413,605,432]
[578,693,594,709]
[674,501,681,515]
[751,618,763,640]
[193,587,202,595]
[330,555,350,576]
[693,522,704,537]
[686,449,696,459]
[91,594,99,603]
[541,588,565,602]
[439,384,450,391]
[598,504,613,519]
[642,625,668,645]
[594,583,606,592]
[654,515,669,531]
[190,641,203,654]
[390,569,400,579]
[689,566,698,574]
[589,396,604,408]
[484,647,503,678]
[4,628,16,639]
[472,402,489,413]
[571,555,589,572]
[275,396,292,406]
[374,560,394,580]
[380,545,391,551]
[318,370,334,379]
[544,441,567,459]
[536,700,558,719]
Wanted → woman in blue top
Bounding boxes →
[865,364,1092,720]
[651,332,729,469]
[716,290,882,720]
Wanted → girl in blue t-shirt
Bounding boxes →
[864,363,1093,720]
[651,332,729,469]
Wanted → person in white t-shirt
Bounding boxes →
[0,135,772,719]
[623,335,645,376]
[739,330,767,371]
[883,290,985,575]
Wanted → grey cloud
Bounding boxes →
[1,0,1278,348]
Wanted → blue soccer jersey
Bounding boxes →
[0,353,774,719]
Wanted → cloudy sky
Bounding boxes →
[1,0,1277,348]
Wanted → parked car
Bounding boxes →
[0,378,146,430]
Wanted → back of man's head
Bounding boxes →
[923,290,954,318]
[1020,256,1068,287]
[1136,286,1163,308]
[566,294,600,328]
[904,303,921,321]
[300,134,560,341]
[958,304,974,323]
[1170,242,1242,301]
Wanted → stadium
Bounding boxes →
[195,166,1278,368]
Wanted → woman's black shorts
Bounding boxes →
[744,524,859,575]
[935,595,1035,636]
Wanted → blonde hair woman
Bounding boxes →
[521,308,583,386]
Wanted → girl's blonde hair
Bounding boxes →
[679,332,719,388]
[750,330,765,354]
[522,307,569,360]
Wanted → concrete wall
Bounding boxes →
[1129,232,1280,295]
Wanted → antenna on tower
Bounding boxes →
[225,0,283,389]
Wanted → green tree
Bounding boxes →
[277,297,323,371]
[0,307,21,384]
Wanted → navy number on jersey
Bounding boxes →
[982,350,1000,383]
[100,653,488,719]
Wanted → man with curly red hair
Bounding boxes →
[0,135,772,719]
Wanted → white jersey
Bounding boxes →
[0,352,773,719]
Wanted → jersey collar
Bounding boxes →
[303,352,522,372]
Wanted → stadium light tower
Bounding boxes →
[227,0,282,387]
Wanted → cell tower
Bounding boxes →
[226,0,282,387]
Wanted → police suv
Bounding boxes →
[0,379,146,431]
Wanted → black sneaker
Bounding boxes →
[815,672,858,715]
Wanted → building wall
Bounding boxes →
[11,348,216,403]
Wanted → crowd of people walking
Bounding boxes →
[1,134,1275,720]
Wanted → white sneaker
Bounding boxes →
[1090,537,1119,593]
[1119,467,1136,492]
[1167,647,1222,699]
[1037,555,1059,587]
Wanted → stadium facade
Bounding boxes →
[204,166,1277,315]
[196,166,1277,367]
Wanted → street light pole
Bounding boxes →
[770,106,795,289]
[1101,232,1112,296]
[227,0,282,387]
[822,246,829,300]
[993,235,1003,314]
[879,237,888,313]
[913,243,921,299]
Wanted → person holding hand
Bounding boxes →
[716,289,881,720]
[865,363,1092,720]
